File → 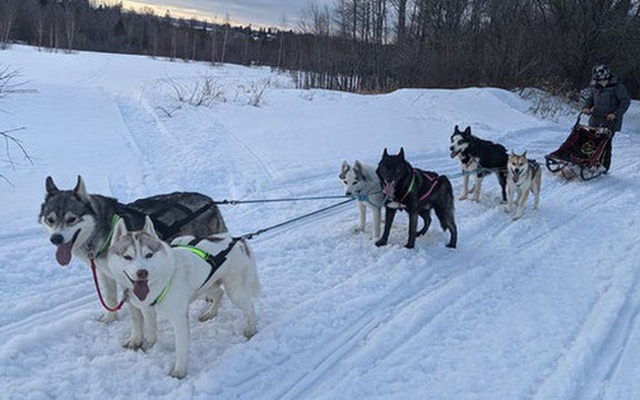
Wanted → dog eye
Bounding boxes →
[144,253,153,259]
[123,255,133,261]
[66,216,77,224]
[46,216,56,225]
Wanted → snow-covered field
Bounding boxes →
[1,45,639,400]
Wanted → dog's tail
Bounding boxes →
[240,240,263,297]
[436,175,455,231]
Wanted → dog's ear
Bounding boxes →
[111,218,128,245]
[73,175,90,202]
[45,176,59,196]
[399,147,405,159]
[464,126,471,135]
[522,151,527,158]
[339,161,350,179]
[382,148,389,157]
[353,160,365,180]
[142,215,158,238]
[454,125,460,133]
[510,149,516,156]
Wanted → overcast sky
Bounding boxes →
[120,0,330,29]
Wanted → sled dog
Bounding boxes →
[38,175,227,323]
[505,151,542,220]
[108,216,261,379]
[339,160,385,239]
[375,148,457,249]
[449,125,508,202]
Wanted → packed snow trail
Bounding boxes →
[1,46,640,400]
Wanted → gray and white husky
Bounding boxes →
[38,175,227,324]
[339,160,385,239]
[108,216,261,379]
[505,151,542,220]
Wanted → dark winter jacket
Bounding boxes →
[583,75,631,132]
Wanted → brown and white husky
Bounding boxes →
[505,151,542,220]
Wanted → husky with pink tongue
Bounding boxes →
[108,216,261,379]
[38,176,228,325]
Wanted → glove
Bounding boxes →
[581,107,593,115]
[606,113,616,121]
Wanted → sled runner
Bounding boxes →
[545,114,612,181]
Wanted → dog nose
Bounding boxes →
[136,269,148,280]
[50,233,64,245]
[346,190,352,196]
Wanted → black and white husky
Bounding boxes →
[449,125,508,202]
[339,160,385,239]
[375,148,457,249]
[38,176,227,324]
[108,216,260,379]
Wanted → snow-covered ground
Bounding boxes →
[1,45,639,400]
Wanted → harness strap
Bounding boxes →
[173,238,240,289]
[157,203,215,240]
[418,171,438,202]
[150,277,173,306]
[93,215,122,259]
[397,174,416,203]
[396,169,439,204]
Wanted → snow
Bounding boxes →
[1,45,639,400]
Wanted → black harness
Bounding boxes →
[172,237,241,289]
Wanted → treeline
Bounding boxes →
[1,0,639,97]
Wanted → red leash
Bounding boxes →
[90,258,127,312]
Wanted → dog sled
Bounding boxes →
[545,114,612,181]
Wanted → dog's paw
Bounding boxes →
[122,336,144,350]
[244,327,257,339]
[504,206,512,213]
[458,194,468,201]
[354,226,365,233]
[98,312,117,324]
[404,243,415,249]
[512,213,523,221]
[374,239,387,247]
[141,336,157,351]
[170,367,186,379]
[198,309,218,322]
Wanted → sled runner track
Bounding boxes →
[225,128,277,181]
[533,242,640,400]
[0,292,96,343]
[231,212,558,399]
[114,95,158,178]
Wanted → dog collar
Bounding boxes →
[151,277,173,306]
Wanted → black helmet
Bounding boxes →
[592,64,611,82]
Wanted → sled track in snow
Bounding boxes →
[221,202,564,399]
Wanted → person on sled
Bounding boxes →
[581,64,630,173]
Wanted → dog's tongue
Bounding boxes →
[450,151,457,159]
[133,280,150,301]
[383,181,395,198]
[512,171,520,183]
[55,242,73,266]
